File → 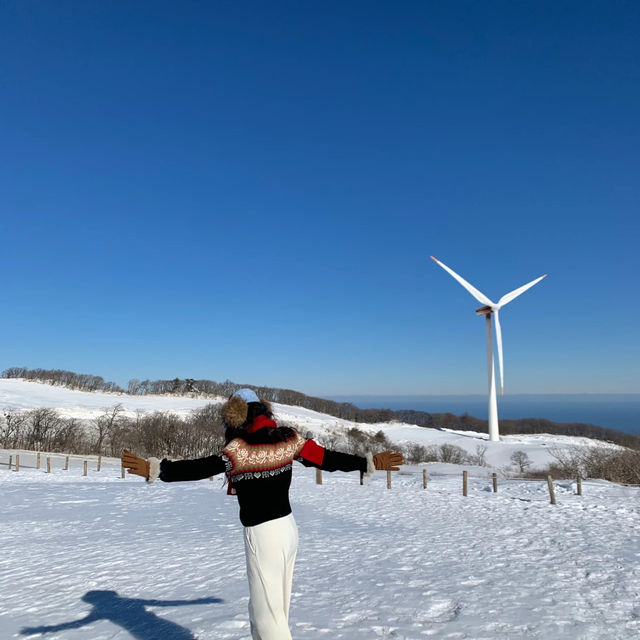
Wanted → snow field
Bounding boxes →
[2,455,640,639]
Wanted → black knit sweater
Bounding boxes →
[157,426,368,527]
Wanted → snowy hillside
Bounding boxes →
[2,452,640,639]
[0,379,624,471]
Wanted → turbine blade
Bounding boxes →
[494,308,505,395]
[498,274,547,307]
[430,256,494,306]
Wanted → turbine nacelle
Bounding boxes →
[475,305,494,316]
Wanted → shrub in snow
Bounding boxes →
[404,443,438,464]
[437,444,469,465]
[312,427,397,459]
[511,450,533,473]
[547,445,640,484]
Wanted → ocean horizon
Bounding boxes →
[326,393,640,436]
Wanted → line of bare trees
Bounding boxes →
[3,368,123,393]
[3,403,639,483]
[538,445,640,485]
[1,408,83,453]
[0,405,401,465]
[403,442,489,466]
[0,404,225,460]
[4,367,639,449]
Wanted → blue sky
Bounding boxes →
[1,1,638,396]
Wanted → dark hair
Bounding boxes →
[245,401,273,424]
[224,401,297,445]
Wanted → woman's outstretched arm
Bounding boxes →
[295,439,403,476]
[122,450,227,483]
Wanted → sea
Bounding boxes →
[327,394,640,436]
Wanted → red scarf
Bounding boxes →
[246,415,277,433]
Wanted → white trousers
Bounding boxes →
[244,514,299,640]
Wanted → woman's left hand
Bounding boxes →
[373,450,404,471]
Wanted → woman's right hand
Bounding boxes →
[122,450,150,480]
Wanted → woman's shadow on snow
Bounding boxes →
[21,589,223,640]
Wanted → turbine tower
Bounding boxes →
[431,257,546,441]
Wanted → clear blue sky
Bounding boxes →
[1,1,638,396]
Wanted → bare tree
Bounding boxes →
[51,418,85,453]
[511,450,532,473]
[1,411,27,448]
[127,379,142,395]
[93,404,125,455]
[24,408,64,451]
[471,444,488,467]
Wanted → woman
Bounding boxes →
[122,388,403,640]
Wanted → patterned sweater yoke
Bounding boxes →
[223,433,306,481]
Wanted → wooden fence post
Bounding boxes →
[97,456,102,472]
[83,461,88,477]
[121,464,125,479]
[386,470,392,490]
[423,469,428,489]
[492,472,498,493]
[463,470,468,497]
[577,476,582,496]
[16,455,20,472]
[316,468,322,485]
[36,452,41,470]
[547,475,556,505]
[8,455,12,470]
[47,457,51,473]
[65,456,69,471]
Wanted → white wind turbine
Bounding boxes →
[431,257,547,441]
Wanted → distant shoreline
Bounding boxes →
[326,393,640,435]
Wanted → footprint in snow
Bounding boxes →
[459,576,485,587]
[421,599,461,623]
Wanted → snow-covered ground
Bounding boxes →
[1,380,639,638]
[0,379,625,471]
[0,378,222,419]
[2,453,640,639]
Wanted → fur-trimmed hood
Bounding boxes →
[221,394,273,429]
